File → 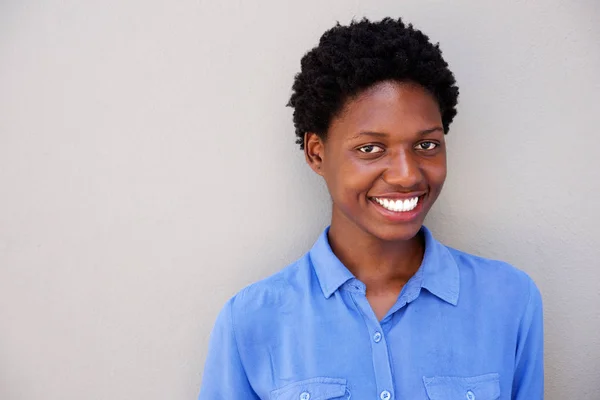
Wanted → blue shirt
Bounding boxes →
[199,226,543,399]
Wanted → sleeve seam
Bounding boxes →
[516,273,534,333]
[229,294,257,395]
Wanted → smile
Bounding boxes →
[372,196,420,212]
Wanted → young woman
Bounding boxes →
[199,17,543,400]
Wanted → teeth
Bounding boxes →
[373,196,420,213]
[395,200,403,211]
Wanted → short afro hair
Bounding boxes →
[287,17,459,149]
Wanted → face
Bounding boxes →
[305,80,447,242]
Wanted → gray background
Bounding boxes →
[1,0,599,399]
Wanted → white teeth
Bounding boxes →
[403,199,411,210]
[373,196,420,213]
[395,200,403,211]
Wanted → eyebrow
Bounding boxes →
[419,126,445,135]
[348,126,444,140]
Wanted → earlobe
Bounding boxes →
[304,132,324,176]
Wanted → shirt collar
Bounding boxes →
[308,226,460,306]
[309,227,354,299]
[419,225,460,306]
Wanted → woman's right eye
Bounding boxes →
[358,145,384,154]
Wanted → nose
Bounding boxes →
[382,148,424,189]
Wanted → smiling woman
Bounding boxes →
[198,17,543,400]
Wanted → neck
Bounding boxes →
[328,208,424,294]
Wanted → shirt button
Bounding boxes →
[300,392,310,400]
[466,390,475,400]
[380,390,391,400]
[373,331,382,343]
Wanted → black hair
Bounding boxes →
[287,17,459,149]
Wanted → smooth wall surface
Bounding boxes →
[1,1,599,399]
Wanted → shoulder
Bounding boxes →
[446,246,541,306]
[227,253,316,325]
[447,245,536,287]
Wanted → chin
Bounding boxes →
[367,221,424,243]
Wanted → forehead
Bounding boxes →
[331,80,442,135]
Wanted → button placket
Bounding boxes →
[348,289,395,400]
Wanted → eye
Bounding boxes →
[358,144,384,154]
[415,141,438,151]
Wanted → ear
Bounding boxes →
[304,132,325,176]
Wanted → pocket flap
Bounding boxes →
[270,377,347,400]
[423,373,500,400]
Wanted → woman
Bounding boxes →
[199,17,543,400]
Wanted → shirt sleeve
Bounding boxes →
[198,297,259,400]
[512,277,544,399]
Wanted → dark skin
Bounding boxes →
[304,80,447,320]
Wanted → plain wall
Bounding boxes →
[1,0,599,399]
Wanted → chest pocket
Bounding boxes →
[423,373,500,400]
[270,377,348,400]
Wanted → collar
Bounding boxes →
[309,227,354,299]
[419,225,460,305]
[308,226,460,306]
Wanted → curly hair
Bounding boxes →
[287,17,459,149]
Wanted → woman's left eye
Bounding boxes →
[358,145,384,154]
[415,141,438,151]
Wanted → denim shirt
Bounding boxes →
[199,226,543,399]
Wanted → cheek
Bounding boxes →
[324,156,381,198]
[425,158,447,189]
[339,158,382,192]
